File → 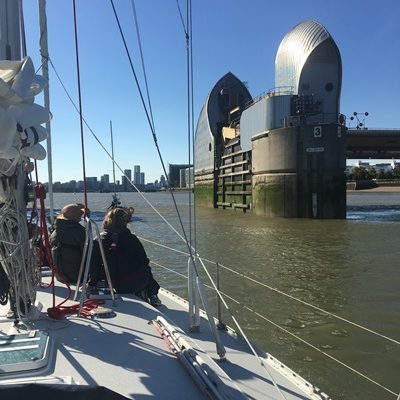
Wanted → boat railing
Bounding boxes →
[139,235,400,399]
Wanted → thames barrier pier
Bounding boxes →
[194,20,347,218]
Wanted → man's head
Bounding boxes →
[58,203,85,222]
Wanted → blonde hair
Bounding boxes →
[103,207,132,230]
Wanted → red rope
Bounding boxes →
[72,0,88,213]
[47,299,105,319]
[35,183,102,319]
[35,3,96,316]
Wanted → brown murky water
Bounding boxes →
[45,191,400,400]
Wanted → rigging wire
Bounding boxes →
[47,62,182,244]
[42,4,397,397]
[150,258,399,398]
[113,3,284,387]
[72,0,88,212]
[176,0,197,250]
[44,58,179,236]
[46,56,191,247]
[130,0,155,133]
[47,9,395,398]
[185,0,193,252]
[38,0,55,223]
[46,10,287,397]
[189,0,197,252]
[176,0,196,255]
[109,0,198,274]
[176,0,188,37]
[105,8,288,390]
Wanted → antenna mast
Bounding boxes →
[110,120,117,197]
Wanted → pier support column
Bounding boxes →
[252,173,298,217]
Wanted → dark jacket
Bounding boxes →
[49,218,86,283]
[95,228,159,295]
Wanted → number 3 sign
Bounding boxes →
[313,126,322,138]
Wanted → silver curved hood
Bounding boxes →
[275,20,334,93]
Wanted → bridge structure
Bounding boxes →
[346,129,400,159]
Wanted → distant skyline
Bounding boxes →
[22,1,400,183]
[52,170,164,186]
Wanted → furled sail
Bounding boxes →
[0,56,50,171]
[0,54,50,319]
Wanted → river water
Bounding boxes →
[44,191,400,400]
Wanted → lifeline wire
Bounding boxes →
[150,258,399,398]
[140,235,400,346]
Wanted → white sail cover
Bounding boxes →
[0,56,50,168]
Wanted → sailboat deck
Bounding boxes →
[0,284,327,400]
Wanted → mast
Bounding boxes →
[0,0,40,319]
[0,0,21,60]
[110,120,117,198]
[0,0,23,210]
[38,0,54,222]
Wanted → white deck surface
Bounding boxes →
[0,283,328,400]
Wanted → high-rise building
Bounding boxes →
[101,174,110,191]
[85,177,98,191]
[66,180,77,192]
[140,172,145,186]
[77,181,84,191]
[134,165,140,185]
[122,169,132,192]
[160,175,166,188]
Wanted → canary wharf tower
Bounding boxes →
[194,20,346,218]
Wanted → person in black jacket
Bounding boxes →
[95,207,161,307]
[49,203,86,284]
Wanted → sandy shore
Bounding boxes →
[347,186,400,193]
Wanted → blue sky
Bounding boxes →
[22,1,400,183]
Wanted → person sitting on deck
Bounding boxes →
[49,203,87,284]
[92,207,161,307]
